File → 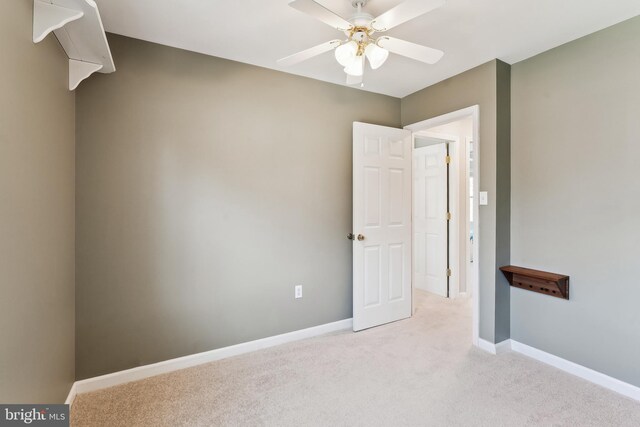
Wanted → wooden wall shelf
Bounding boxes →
[500,266,569,300]
[33,0,115,90]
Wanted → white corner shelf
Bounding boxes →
[33,0,115,90]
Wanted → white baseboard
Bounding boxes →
[65,382,77,407]
[66,322,640,405]
[510,340,640,402]
[70,318,353,397]
[477,338,511,355]
[495,339,512,355]
[476,338,640,402]
[477,338,496,354]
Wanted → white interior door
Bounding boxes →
[353,122,412,332]
[413,143,448,297]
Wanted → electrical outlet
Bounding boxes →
[294,285,303,299]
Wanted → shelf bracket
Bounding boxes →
[69,59,103,90]
[33,0,84,43]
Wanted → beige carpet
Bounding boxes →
[71,291,640,426]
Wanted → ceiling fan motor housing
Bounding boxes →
[345,0,375,53]
[348,12,374,29]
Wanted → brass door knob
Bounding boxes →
[357,234,365,241]
[347,233,355,240]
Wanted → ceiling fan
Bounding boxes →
[278,0,445,86]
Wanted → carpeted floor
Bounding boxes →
[71,291,640,426]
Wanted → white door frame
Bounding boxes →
[404,105,480,348]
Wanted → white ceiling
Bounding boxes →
[96,0,640,98]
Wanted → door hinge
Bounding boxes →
[445,155,451,164]
[446,212,452,221]
[447,268,452,277]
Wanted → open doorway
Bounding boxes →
[405,106,480,346]
[350,106,480,346]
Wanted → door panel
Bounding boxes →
[389,168,405,225]
[353,122,412,332]
[364,167,381,227]
[413,143,448,297]
[363,246,381,307]
[388,243,405,301]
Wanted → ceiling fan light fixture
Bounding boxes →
[335,40,358,67]
[364,43,389,70]
[344,54,364,76]
[280,0,446,85]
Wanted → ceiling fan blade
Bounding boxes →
[377,36,444,64]
[277,40,341,67]
[346,73,363,86]
[371,0,445,32]
[289,0,354,31]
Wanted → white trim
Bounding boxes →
[405,105,480,347]
[404,106,480,133]
[464,135,474,297]
[510,340,640,402]
[64,382,77,407]
[448,135,461,299]
[495,339,512,354]
[477,338,496,354]
[459,337,640,402]
[71,318,353,395]
[63,320,640,406]
[477,338,511,355]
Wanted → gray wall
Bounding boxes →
[75,34,401,379]
[401,60,511,343]
[0,0,76,402]
[495,61,511,342]
[511,16,640,386]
